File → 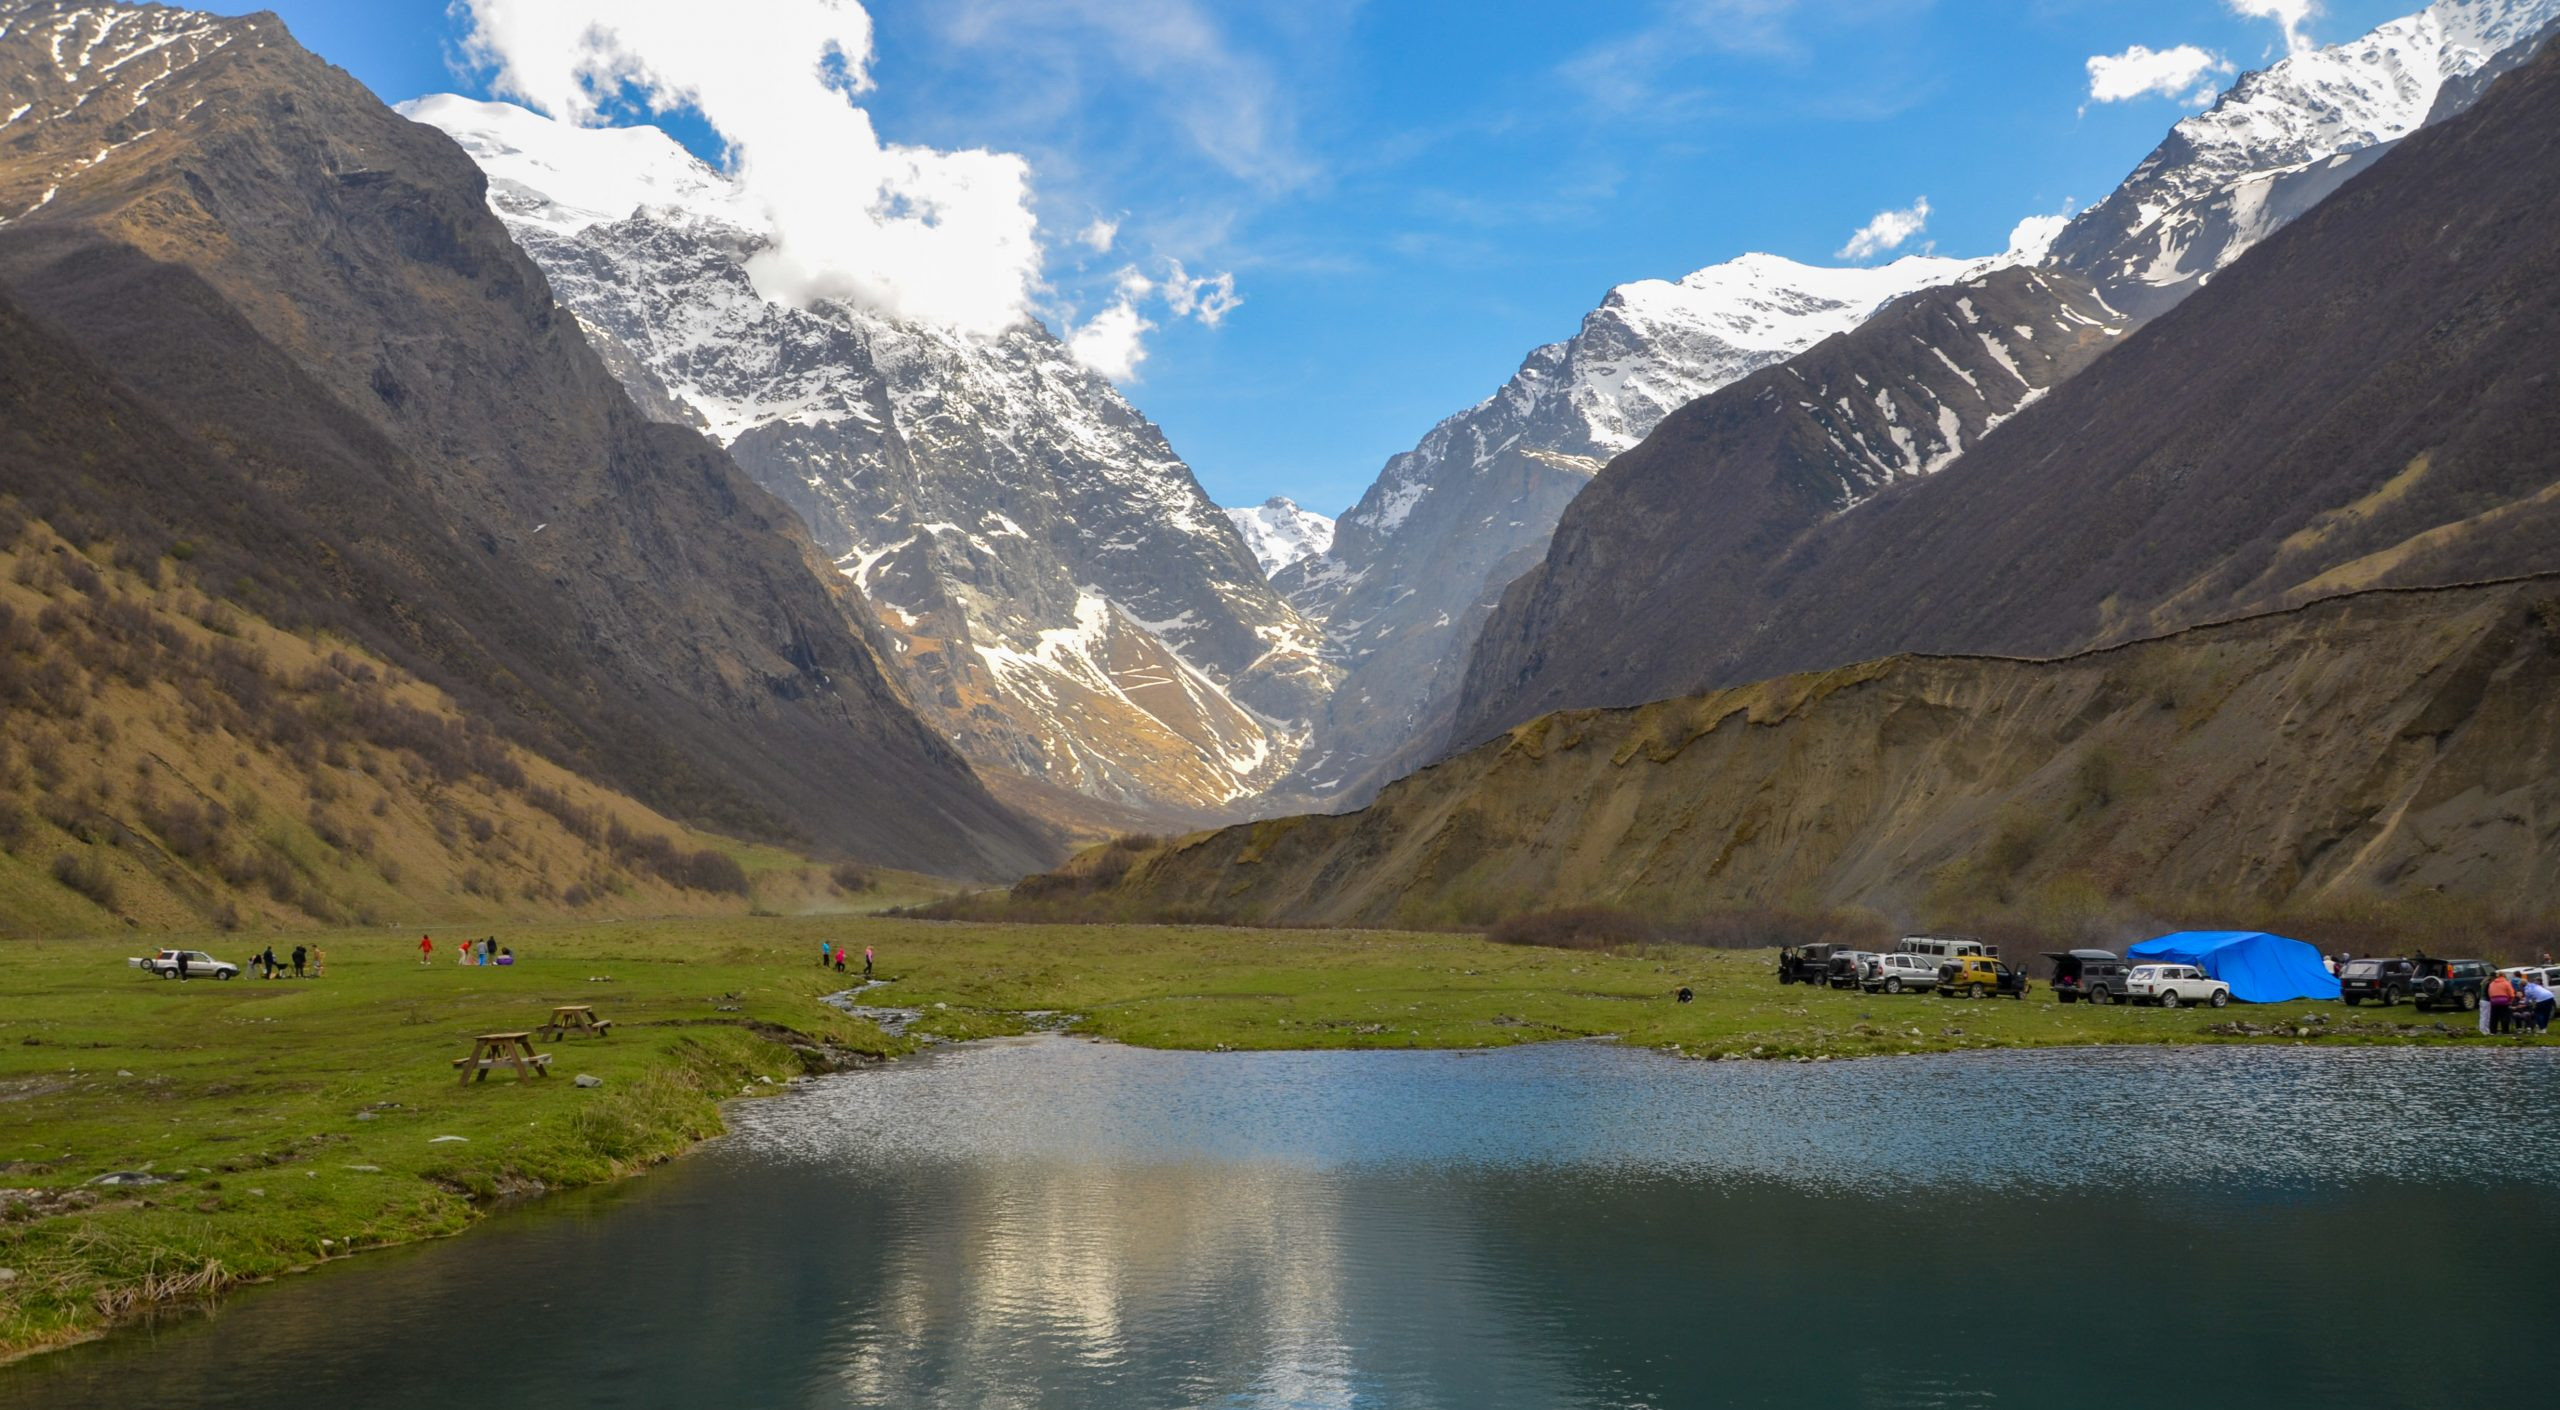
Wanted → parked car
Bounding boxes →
[2045,950,2128,1005]
[129,949,238,981]
[2338,958,2414,1006]
[1894,934,1995,966]
[1825,950,1880,990]
[1862,953,1943,994]
[2408,958,2491,1012]
[1937,956,2029,1000]
[1778,944,1840,985]
[2126,963,2230,1009]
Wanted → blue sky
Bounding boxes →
[245,0,2410,516]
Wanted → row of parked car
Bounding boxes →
[1777,938,2233,1006]
[2339,957,2556,1011]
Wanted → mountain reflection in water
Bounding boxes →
[7,1038,2557,1410]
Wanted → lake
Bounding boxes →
[8,1037,2558,1408]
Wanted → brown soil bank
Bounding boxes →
[1032,578,2560,931]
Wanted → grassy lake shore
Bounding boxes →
[0,915,2523,1360]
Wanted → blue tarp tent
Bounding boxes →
[2127,931,2340,1003]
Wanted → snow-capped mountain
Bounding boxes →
[1268,234,2057,803]
[1225,498,1335,577]
[407,95,1333,821]
[2047,0,2560,313]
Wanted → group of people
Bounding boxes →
[415,934,513,967]
[2485,971,2555,1035]
[250,944,317,979]
[821,941,873,979]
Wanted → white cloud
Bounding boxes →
[2085,44,2233,105]
[1077,216,1120,253]
[2000,210,2073,265]
[456,0,1041,337]
[1065,258,1240,380]
[1835,196,1931,261]
[1160,260,1240,327]
[2227,0,2319,55]
[1068,299,1154,381]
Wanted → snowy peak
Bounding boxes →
[397,94,757,240]
[1226,498,1335,577]
[2048,0,2560,309]
[412,95,1333,820]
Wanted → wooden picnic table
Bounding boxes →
[453,1031,551,1085]
[538,1004,613,1041]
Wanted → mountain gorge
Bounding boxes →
[1267,245,2050,804]
[0,2,1052,883]
[409,97,1332,828]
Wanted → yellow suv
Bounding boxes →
[1937,955,2029,1000]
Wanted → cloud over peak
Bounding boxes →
[2086,43,2234,106]
[457,0,1040,337]
[1836,197,1931,261]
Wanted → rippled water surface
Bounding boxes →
[10,1039,2560,1409]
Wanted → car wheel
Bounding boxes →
[2057,992,2076,1004]
[2383,988,2401,1007]
[1885,978,1902,995]
[1968,983,1984,1000]
[2460,991,2479,1012]
[217,971,234,981]
[2343,995,2362,1006]
[2208,990,2228,1009]
[2090,988,2111,1006]
[2160,990,2181,1009]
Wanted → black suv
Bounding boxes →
[2339,957,2415,1006]
[1779,944,1838,985]
[2408,957,2491,1013]
[2046,950,2129,1004]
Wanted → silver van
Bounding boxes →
[1893,935,1993,966]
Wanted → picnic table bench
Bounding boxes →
[537,1004,613,1040]
[453,1032,551,1084]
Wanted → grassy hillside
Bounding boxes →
[971,578,2560,949]
[0,513,924,935]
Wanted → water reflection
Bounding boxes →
[6,1039,2558,1410]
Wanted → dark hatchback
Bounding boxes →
[2339,957,2415,1006]
[2046,950,2128,1004]
[2409,958,2492,1012]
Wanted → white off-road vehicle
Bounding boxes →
[2126,963,2229,1009]
[130,948,238,980]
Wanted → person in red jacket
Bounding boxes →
[418,934,434,966]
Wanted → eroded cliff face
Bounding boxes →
[1056,579,2560,930]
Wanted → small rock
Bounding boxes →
[116,1070,133,1078]
[0,1268,15,1284]
[754,1075,772,1085]
[355,1111,378,1121]
[88,1171,163,1187]
[320,1238,334,1247]
[428,1135,468,1144]
[573,1074,603,1088]
[343,1165,381,1173]
[247,1188,265,1197]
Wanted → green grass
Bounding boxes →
[0,915,2518,1360]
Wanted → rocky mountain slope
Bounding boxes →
[0,2,1052,878]
[2048,0,2560,315]
[1286,0,2557,806]
[1225,497,1334,576]
[1269,245,2048,803]
[1452,20,2560,748]
[1025,578,2560,930]
[408,96,1332,824]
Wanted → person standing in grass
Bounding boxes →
[418,934,433,965]
[2488,972,2518,1034]
[2525,976,2556,1035]
[863,946,874,980]
[820,941,834,970]
[291,944,306,978]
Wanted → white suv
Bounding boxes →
[1861,953,1942,994]
[130,949,238,980]
[2127,964,2230,1009]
